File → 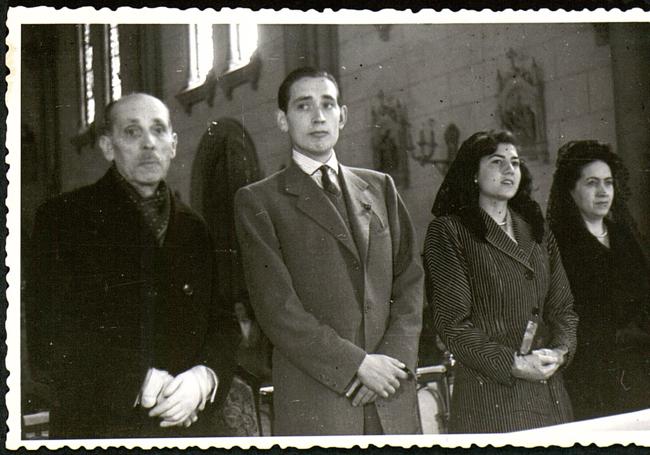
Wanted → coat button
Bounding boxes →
[524,270,534,280]
[146,286,158,298]
[182,283,194,296]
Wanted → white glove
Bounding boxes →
[135,367,174,409]
[148,365,217,427]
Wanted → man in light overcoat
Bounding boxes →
[234,67,424,435]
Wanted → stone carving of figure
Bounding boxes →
[497,49,548,161]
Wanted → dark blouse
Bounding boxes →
[554,218,650,420]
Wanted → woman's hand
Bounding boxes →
[533,347,568,366]
[511,350,562,382]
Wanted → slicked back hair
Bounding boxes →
[277,67,341,113]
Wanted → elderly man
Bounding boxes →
[25,93,237,438]
[235,67,424,435]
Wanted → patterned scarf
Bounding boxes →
[111,164,171,245]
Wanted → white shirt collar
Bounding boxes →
[292,149,339,176]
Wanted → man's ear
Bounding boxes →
[339,105,348,130]
[98,135,114,162]
[276,110,289,133]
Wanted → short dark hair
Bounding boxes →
[277,67,341,113]
[547,140,630,231]
[432,130,545,243]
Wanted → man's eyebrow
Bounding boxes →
[291,95,313,104]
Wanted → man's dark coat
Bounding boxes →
[26,169,237,438]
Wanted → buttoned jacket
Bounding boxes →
[424,210,578,433]
[235,162,423,435]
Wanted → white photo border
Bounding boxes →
[5,5,650,450]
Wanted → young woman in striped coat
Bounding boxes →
[424,131,578,433]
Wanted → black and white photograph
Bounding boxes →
[4,6,650,449]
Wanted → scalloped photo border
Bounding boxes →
[5,5,650,450]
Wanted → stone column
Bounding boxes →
[609,23,650,239]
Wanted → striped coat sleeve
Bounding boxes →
[542,230,578,363]
[424,217,516,386]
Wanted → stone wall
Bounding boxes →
[39,24,624,247]
[337,23,617,245]
[162,23,618,246]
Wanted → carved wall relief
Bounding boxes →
[373,25,392,42]
[497,49,548,161]
[371,90,413,188]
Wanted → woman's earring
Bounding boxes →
[474,178,478,184]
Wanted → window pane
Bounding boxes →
[228,23,258,70]
[238,23,258,64]
[188,24,214,86]
[108,24,122,101]
[81,24,95,126]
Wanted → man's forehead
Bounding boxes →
[289,77,338,101]
[111,95,170,124]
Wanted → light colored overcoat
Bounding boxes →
[235,162,423,435]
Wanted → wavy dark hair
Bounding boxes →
[547,140,631,235]
[432,130,545,243]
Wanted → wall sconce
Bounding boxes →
[410,118,451,174]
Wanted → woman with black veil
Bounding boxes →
[424,131,578,433]
[547,140,650,421]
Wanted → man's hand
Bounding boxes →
[355,354,408,398]
[350,384,377,407]
[180,412,199,428]
[149,365,216,427]
[136,367,174,409]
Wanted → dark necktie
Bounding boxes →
[319,165,341,197]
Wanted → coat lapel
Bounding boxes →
[283,163,360,261]
[339,165,373,265]
[90,169,159,248]
[482,209,535,271]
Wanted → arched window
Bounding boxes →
[178,23,261,113]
